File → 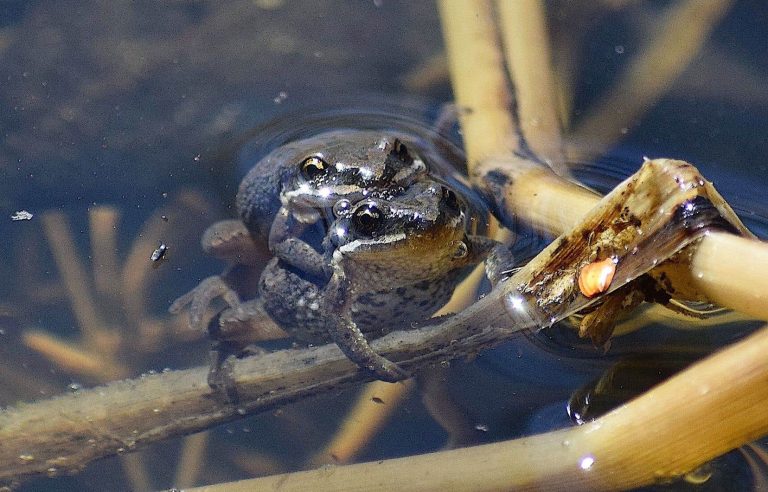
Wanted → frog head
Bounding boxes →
[327,179,492,287]
[278,130,429,220]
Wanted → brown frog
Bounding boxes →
[170,129,497,383]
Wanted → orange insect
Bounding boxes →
[578,257,617,298]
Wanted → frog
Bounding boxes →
[170,128,499,384]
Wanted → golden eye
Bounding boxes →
[300,156,328,180]
[578,257,617,298]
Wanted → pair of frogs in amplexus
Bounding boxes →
[170,128,516,394]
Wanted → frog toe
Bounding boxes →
[169,275,241,331]
[369,359,410,383]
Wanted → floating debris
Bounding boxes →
[11,210,33,221]
[150,243,168,263]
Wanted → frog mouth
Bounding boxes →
[283,184,365,209]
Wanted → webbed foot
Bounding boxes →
[169,275,241,331]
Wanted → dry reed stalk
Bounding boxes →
[567,0,734,161]
[119,452,152,492]
[177,323,768,492]
[437,0,519,170]
[174,432,210,488]
[40,212,109,352]
[496,0,566,174]
[310,379,415,465]
[88,206,122,301]
[21,330,125,380]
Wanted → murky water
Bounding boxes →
[2,2,768,491]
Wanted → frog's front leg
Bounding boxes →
[268,206,327,278]
[169,274,242,330]
[169,220,263,330]
[322,262,410,383]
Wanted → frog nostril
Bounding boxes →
[351,203,385,238]
[300,156,329,180]
[442,187,460,211]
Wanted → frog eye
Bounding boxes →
[351,203,385,238]
[300,156,329,180]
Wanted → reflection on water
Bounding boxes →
[1,1,767,490]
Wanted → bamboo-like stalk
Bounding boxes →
[496,0,566,174]
[567,0,734,161]
[178,324,768,491]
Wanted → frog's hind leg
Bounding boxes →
[322,271,410,383]
[206,299,285,403]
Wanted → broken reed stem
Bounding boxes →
[567,0,734,161]
[180,324,768,492]
[442,0,768,321]
[496,0,566,174]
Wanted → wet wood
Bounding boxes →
[179,323,768,492]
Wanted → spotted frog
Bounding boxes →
[171,129,497,382]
